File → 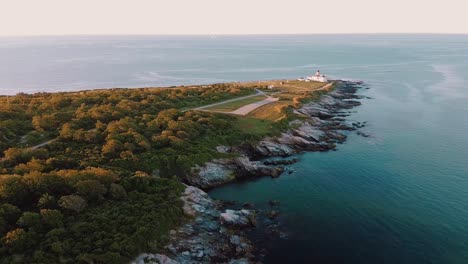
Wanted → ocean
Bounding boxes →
[1,34,467,263]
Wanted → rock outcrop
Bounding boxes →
[132,185,257,264]
[188,156,285,188]
[220,209,256,227]
[188,160,236,188]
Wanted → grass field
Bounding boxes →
[238,79,327,93]
[205,95,267,112]
[234,115,273,136]
[201,80,334,129]
[248,101,290,121]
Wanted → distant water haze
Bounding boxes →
[1,34,467,96]
[1,34,468,263]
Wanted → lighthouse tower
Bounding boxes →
[307,70,328,83]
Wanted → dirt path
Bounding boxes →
[316,82,334,91]
[29,128,97,149]
[30,139,57,149]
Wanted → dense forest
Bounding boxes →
[0,84,289,263]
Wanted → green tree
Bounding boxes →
[40,209,64,229]
[2,228,37,254]
[32,114,58,132]
[75,180,107,202]
[16,212,41,231]
[109,183,127,200]
[58,195,87,213]
[37,193,57,209]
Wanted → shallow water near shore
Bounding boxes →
[2,34,468,263]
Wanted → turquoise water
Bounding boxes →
[207,36,468,263]
[1,35,468,263]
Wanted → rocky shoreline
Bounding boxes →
[187,81,364,189]
[132,81,365,264]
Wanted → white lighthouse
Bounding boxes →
[307,70,328,83]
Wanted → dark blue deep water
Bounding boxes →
[1,35,467,263]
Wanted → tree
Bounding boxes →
[37,193,57,209]
[0,203,21,225]
[32,114,58,132]
[2,228,37,254]
[59,123,75,140]
[0,203,21,233]
[109,183,127,200]
[58,195,87,213]
[40,209,64,229]
[16,212,41,231]
[13,158,45,174]
[0,175,30,206]
[75,180,106,202]
[102,139,123,158]
[3,148,30,164]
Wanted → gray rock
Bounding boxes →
[132,253,179,264]
[220,209,256,227]
[230,235,242,246]
[189,159,236,188]
[293,122,326,142]
[255,139,295,156]
[216,145,232,153]
[234,156,284,178]
[133,185,256,264]
[267,210,280,219]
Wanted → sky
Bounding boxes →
[0,0,467,36]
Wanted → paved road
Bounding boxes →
[230,96,279,116]
[192,89,264,111]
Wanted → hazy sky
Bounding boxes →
[1,0,467,36]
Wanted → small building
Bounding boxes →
[306,70,328,83]
[267,85,275,89]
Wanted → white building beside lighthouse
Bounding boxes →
[307,70,328,83]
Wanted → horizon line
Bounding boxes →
[1,32,468,38]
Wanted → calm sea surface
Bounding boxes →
[1,35,467,263]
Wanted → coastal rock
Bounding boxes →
[234,156,284,178]
[276,133,313,147]
[263,158,298,166]
[216,145,232,153]
[267,210,280,219]
[133,185,256,263]
[180,186,214,217]
[254,139,295,157]
[242,202,255,209]
[293,122,326,142]
[220,209,256,227]
[132,253,179,264]
[189,159,235,188]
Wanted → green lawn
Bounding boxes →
[233,115,273,136]
[205,95,267,112]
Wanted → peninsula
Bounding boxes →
[0,76,364,263]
